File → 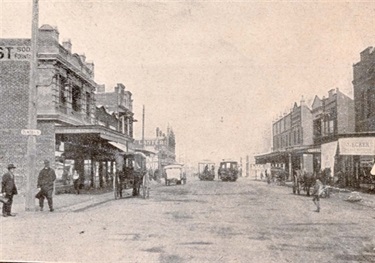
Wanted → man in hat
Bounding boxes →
[1,164,18,217]
[36,160,56,212]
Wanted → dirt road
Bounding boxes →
[1,177,374,262]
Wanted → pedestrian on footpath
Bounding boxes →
[72,170,80,195]
[1,164,18,217]
[35,160,56,212]
[312,177,323,213]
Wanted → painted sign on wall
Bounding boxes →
[0,46,31,60]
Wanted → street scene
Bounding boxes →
[1,177,375,262]
[2,1,375,262]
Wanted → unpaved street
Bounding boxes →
[1,177,375,263]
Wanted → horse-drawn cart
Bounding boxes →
[292,169,315,196]
[113,151,150,199]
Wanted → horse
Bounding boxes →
[293,169,303,194]
[302,171,315,196]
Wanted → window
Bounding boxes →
[58,76,67,105]
[361,90,366,120]
[72,86,81,112]
[367,87,375,118]
[297,129,300,144]
[86,92,91,116]
[313,119,321,137]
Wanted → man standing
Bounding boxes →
[1,164,18,217]
[36,160,56,212]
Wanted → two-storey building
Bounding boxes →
[255,98,314,178]
[0,25,135,191]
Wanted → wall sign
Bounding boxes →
[339,137,375,155]
[0,46,31,60]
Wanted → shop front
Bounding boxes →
[55,125,131,193]
[338,137,375,189]
[255,146,319,180]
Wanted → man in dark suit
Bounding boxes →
[1,164,18,217]
[35,160,56,212]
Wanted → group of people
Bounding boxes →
[1,159,56,217]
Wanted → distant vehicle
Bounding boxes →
[198,161,215,181]
[164,164,186,186]
[218,160,239,182]
[270,167,287,186]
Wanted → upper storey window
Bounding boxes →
[72,85,81,112]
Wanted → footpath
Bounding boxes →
[11,189,119,215]
[8,180,165,215]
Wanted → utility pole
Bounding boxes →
[25,0,39,211]
[142,105,145,149]
[246,155,249,177]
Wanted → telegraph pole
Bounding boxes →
[25,0,39,211]
[142,105,145,149]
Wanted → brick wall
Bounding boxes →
[0,59,30,191]
[0,39,57,192]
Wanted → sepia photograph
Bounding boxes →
[1,0,375,262]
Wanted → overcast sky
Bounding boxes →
[1,0,374,165]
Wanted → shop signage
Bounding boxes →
[0,46,31,61]
[339,137,375,155]
[21,129,41,136]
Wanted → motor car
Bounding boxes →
[164,164,186,186]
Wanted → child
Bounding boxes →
[312,178,323,212]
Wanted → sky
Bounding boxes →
[1,0,375,166]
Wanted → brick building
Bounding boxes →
[134,127,176,174]
[0,25,135,191]
[96,83,135,139]
[312,88,355,145]
[309,88,355,179]
[255,98,314,178]
[353,47,375,132]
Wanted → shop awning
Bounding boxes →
[321,141,337,175]
[108,141,128,153]
[134,148,156,156]
[254,151,289,164]
[55,125,131,145]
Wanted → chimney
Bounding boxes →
[360,46,375,61]
[97,84,105,93]
[328,89,335,98]
[38,24,59,44]
[79,53,86,63]
[300,95,305,106]
[62,39,72,53]
[86,61,95,78]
